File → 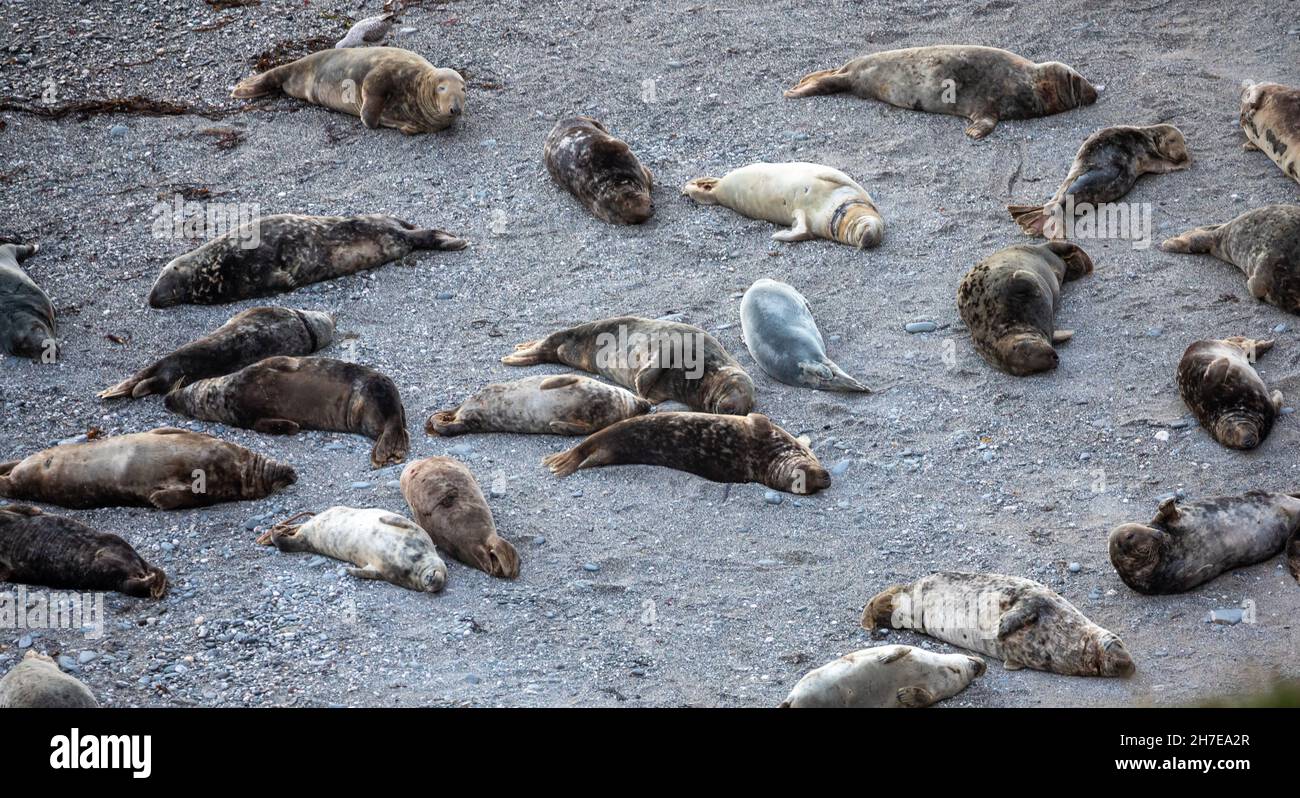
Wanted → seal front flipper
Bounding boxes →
[996,596,1047,640]
[896,686,936,708]
[964,114,999,140]
[633,363,667,395]
[1203,356,1232,387]
[148,487,198,510]
[548,421,593,435]
[772,209,814,242]
[405,227,468,251]
[1153,496,1180,524]
[346,564,384,580]
[783,66,850,98]
[253,419,302,435]
[358,71,391,129]
[539,375,582,390]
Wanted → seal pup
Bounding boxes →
[0,428,295,510]
[1177,337,1280,450]
[99,307,335,399]
[0,240,56,360]
[232,46,464,134]
[544,117,654,225]
[0,651,98,708]
[739,278,870,392]
[258,507,447,593]
[1008,125,1191,237]
[147,213,467,308]
[1161,205,1300,315]
[784,45,1097,139]
[502,316,755,414]
[1109,491,1300,594]
[779,645,985,708]
[164,356,409,468]
[683,162,883,248]
[863,572,1135,677]
[1240,82,1300,186]
[542,412,831,495]
[426,374,652,437]
[0,504,167,598]
[401,457,519,579]
[956,241,1094,375]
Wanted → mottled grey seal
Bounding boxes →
[1240,82,1300,186]
[956,241,1094,375]
[739,278,869,392]
[863,571,1135,677]
[0,651,98,708]
[99,307,335,399]
[543,411,830,495]
[401,457,519,579]
[544,116,654,225]
[0,428,295,510]
[779,645,985,708]
[1110,491,1300,594]
[147,213,467,308]
[0,241,56,361]
[164,356,409,468]
[426,374,652,437]
[1161,205,1300,315]
[1177,337,1280,450]
[785,45,1097,139]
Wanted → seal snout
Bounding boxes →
[1100,636,1135,678]
[1215,417,1263,450]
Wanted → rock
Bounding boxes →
[905,321,938,334]
[78,650,98,665]
[449,444,474,458]
[763,490,783,505]
[1067,562,1082,573]
[57,655,78,672]
[349,481,372,489]
[582,563,600,573]
[1206,608,1243,625]
[830,461,850,477]
[436,291,455,300]
[108,124,128,139]
[17,634,32,649]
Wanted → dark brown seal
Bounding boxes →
[0,652,98,708]
[1008,125,1191,236]
[99,307,335,399]
[1110,491,1300,594]
[147,213,467,308]
[544,116,654,224]
[400,457,520,579]
[542,411,830,495]
[164,356,409,468]
[426,374,652,437]
[1161,205,1300,314]
[1240,82,1300,187]
[956,241,1093,375]
[0,241,56,361]
[1177,337,1280,450]
[0,428,295,510]
[231,46,465,134]
[502,316,755,414]
[0,504,166,598]
[784,45,1097,139]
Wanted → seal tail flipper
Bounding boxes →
[122,568,168,600]
[1160,224,1222,254]
[231,66,290,99]
[861,584,906,630]
[501,338,556,366]
[370,424,410,468]
[783,66,851,98]
[425,409,468,437]
[258,511,314,547]
[682,177,721,205]
[406,228,469,251]
[542,444,604,477]
[1007,203,1052,236]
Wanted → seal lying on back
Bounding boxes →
[147,213,467,308]
[956,241,1093,375]
[0,241,56,360]
[0,652,98,708]
[780,645,985,708]
[544,117,654,225]
[1110,492,1300,594]
[1008,125,1191,237]
[426,374,652,437]
[0,504,166,598]
[0,428,295,510]
[683,162,883,248]
[1177,337,1280,450]
[1240,82,1300,187]
[99,307,335,399]
[863,571,1135,677]
[785,45,1097,139]
[1162,205,1300,314]
[542,412,831,495]
[401,457,519,579]
[740,278,869,392]
[164,356,409,468]
[502,316,755,414]
[232,46,464,134]
[259,507,447,593]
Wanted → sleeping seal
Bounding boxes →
[426,374,652,437]
[739,278,870,392]
[1177,337,1280,450]
[544,116,655,224]
[779,645,985,708]
[0,651,98,708]
[401,457,520,579]
[0,241,56,361]
[1161,205,1300,315]
[1240,82,1300,187]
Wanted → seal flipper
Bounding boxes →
[964,114,999,140]
[1203,356,1232,388]
[1052,330,1074,344]
[371,423,410,468]
[802,360,871,393]
[783,66,851,98]
[501,338,555,367]
[1007,203,1055,236]
[405,227,468,251]
[996,596,1048,640]
[347,564,384,580]
[148,487,197,510]
[1160,224,1221,254]
[896,686,936,708]
[548,421,593,435]
[772,209,813,242]
[425,410,468,437]
[633,364,667,396]
[253,419,302,435]
[539,375,581,390]
[1153,497,1181,524]
[358,71,391,129]
[98,374,167,400]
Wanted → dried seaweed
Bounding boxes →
[198,127,246,150]
[205,0,260,9]
[0,95,243,120]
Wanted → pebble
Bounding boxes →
[349,481,372,489]
[905,321,937,334]
[1206,608,1243,625]
[1067,562,1082,573]
[830,461,850,477]
[582,563,600,573]
[449,444,474,458]
[1273,323,1289,333]
[1145,326,1162,338]
[1088,587,1103,600]
[436,291,455,300]
[78,650,98,665]
[108,124,128,139]
[57,655,78,673]
[17,634,32,649]
[763,490,783,505]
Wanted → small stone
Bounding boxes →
[349,481,372,489]
[435,291,455,300]
[1273,323,1289,334]
[1206,608,1243,625]
[1088,587,1103,600]
[1067,562,1082,573]
[449,444,473,458]
[1145,326,1162,338]
[1154,430,1169,442]
[905,321,937,334]
[78,650,98,665]
[108,124,128,139]
[582,563,600,573]
[57,655,78,672]
[830,461,850,477]
[763,490,783,505]
[17,634,32,648]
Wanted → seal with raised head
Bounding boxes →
[426,374,652,437]
[784,45,1097,139]
[957,241,1094,375]
[779,645,985,708]
[683,162,883,248]
[100,307,335,399]
[0,651,98,708]
[542,411,830,495]
[401,457,519,579]
[1240,82,1300,186]
[147,213,467,308]
[164,356,409,468]
[0,241,56,361]
[740,278,870,392]
[232,46,464,134]
[1161,205,1300,314]
[1109,491,1300,594]
[0,428,295,510]
[1008,124,1192,237]
[863,571,1135,677]
[1177,337,1280,450]
[502,316,755,414]
[0,504,167,598]
[544,116,654,225]
[258,507,447,593]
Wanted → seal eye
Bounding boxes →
[438,85,446,93]
[439,490,457,508]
